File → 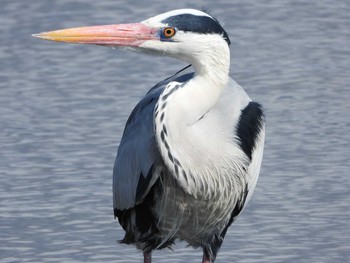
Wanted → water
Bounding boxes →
[1,0,349,262]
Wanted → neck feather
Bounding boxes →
[175,40,230,124]
[154,40,230,194]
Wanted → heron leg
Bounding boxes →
[143,251,152,263]
[202,251,212,263]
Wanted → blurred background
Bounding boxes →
[0,0,349,262]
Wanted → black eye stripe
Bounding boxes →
[162,14,230,45]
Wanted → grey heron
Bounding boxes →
[33,8,265,263]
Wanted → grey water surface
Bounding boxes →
[1,0,349,262]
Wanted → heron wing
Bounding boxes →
[113,66,194,210]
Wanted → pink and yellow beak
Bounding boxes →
[32,23,157,47]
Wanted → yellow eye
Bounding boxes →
[163,27,176,38]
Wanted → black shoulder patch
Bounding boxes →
[162,14,230,45]
[236,102,264,160]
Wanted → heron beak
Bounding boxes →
[32,23,157,47]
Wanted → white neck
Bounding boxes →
[154,39,230,193]
[171,39,230,125]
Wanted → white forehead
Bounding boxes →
[142,9,212,27]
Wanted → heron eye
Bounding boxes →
[163,27,176,38]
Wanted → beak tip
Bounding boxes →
[32,32,53,41]
[32,33,43,39]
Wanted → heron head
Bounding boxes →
[33,9,230,65]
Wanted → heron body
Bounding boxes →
[34,9,265,263]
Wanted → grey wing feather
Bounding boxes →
[113,66,194,210]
